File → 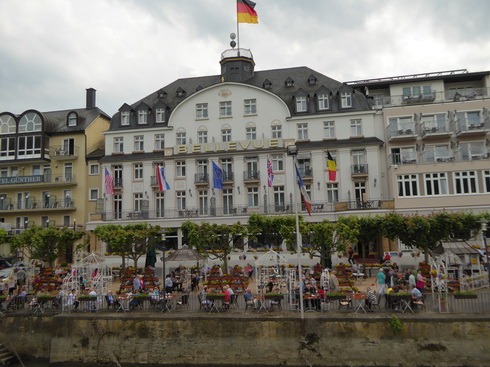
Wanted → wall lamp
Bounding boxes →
[237,186,241,194]
[188,188,192,197]
[317,181,321,190]
[374,178,377,187]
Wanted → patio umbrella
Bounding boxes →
[145,246,157,267]
[164,245,205,262]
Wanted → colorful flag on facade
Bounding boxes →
[156,164,170,191]
[237,0,258,24]
[295,164,312,216]
[105,168,115,195]
[212,161,223,189]
[267,159,274,187]
[327,151,337,181]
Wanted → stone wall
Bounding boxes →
[1,314,490,366]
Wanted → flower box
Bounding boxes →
[454,294,477,299]
[78,296,97,302]
[325,294,346,300]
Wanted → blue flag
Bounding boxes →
[212,161,223,189]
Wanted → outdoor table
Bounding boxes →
[303,294,319,312]
[352,272,365,283]
[254,295,268,313]
[264,294,283,311]
[352,293,368,313]
[398,296,414,313]
[159,294,177,313]
[116,296,130,313]
[206,295,225,313]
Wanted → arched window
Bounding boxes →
[68,112,77,127]
[19,112,42,132]
[0,114,16,134]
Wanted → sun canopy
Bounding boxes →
[164,245,205,262]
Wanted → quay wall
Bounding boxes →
[1,314,490,367]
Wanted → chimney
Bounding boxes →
[86,88,96,110]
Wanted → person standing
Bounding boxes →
[164,275,173,294]
[348,247,355,265]
[133,274,142,292]
[329,271,339,292]
[15,268,26,288]
[377,268,386,296]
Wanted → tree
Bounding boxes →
[94,224,163,269]
[182,221,246,273]
[247,213,296,249]
[11,225,85,267]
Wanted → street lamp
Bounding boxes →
[478,219,489,286]
[287,144,304,319]
[159,231,168,295]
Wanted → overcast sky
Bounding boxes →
[1,0,489,116]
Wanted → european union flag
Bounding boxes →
[212,161,223,189]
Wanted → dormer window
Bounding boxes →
[341,92,352,108]
[121,111,130,126]
[68,113,77,127]
[155,109,165,123]
[157,89,167,98]
[285,77,294,87]
[263,79,272,89]
[176,87,186,97]
[318,94,329,110]
[138,110,148,124]
[296,96,307,112]
[308,75,317,85]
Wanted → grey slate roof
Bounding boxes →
[42,107,110,134]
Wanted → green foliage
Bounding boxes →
[248,213,296,249]
[10,225,85,267]
[389,315,404,334]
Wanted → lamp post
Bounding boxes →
[287,144,304,319]
[478,220,489,286]
[160,231,167,296]
[73,218,77,231]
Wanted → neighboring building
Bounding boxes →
[92,46,388,252]
[0,89,110,258]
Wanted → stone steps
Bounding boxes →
[0,344,17,365]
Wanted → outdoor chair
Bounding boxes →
[175,294,189,310]
[230,294,239,309]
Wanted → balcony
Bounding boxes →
[389,153,417,166]
[351,164,369,176]
[0,174,77,188]
[243,170,260,183]
[297,167,313,181]
[194,173,209,185]
[0,199,75,212]
[420,122,452,139]
[223,171,234,182]
[388,127,417,141]
[49,145,79,160]
[456,119,488,137]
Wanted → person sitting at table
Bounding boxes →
[164,275,173,294]
[200,286,212,310]
[105,290,117,309]
[365,287,378,312]
[410,285,423,301]
[243,289,256,310]
[316,286,325,310]
[386,286,400,310]
[129,290,141,309]
[223,285,232,309]
[66,289,79,312]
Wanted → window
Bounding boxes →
[221,158,233,181]
[134,163,143,180]
[326,183,339,202]
[89,189,99,201]
[323,121,335,138]
[198,190,208,215]
[0,137,15,158]
[17,136,41,157]
[155,109,165,123]
[271,125,282,139]
[273,186,285,207]
[459,142,486,161]
[483,170,490,193]
[424,145,450,163]
[223,188,234,214]
[177,191,186,210]
[296,96,307,112]
[220,101,232,117]
[134,136,144,152]
[341,92,352,108]
[421,114,446,132]
[318,94,329,110]
[134,193,143,212]
[354,182,366,202]
[454,171,477,194]
[425,173,448,196]
[19,112,42,132]
[245,157,259,179]
[198,130,208,144]
[138,110,147,124]
[402,85,432,100]
[391,147,416,165]
[246,127,256,140]
[114,137,123,153]
[247,187,259,207]
[62,138,75,155]
[68,113,77,127]
[221,128,232,142]
[176,132,186,145]
[397,174,419,197]
[0,114,16,134]
[155,134,165,150]
[114,194,122,220]
[297,123,308,140]
[271,155,284,171]
[176,161,186,177]
[155,192,165,218]
[121,111,130,126]
[350,119,362,136]
[64,163,72,182]
[89,164,99,175]
[244,99,257,115]
[389,116,414,135]
[196,103,208,119]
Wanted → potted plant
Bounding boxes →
[264,292,283,301]
[78,294,97,301]
[325,292,347,300]
[454,291,477,299]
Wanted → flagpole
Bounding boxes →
[236,11,240,56]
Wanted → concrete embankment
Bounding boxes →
[1,313,489,366]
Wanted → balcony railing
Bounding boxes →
[49,145,79,159]
[0,174,76,186]
[456,119,487,134]
[297,167,313,177]
[244,170,260,181]
[351,164,369,175]
[0,200,75,211]
[194,173,209,184]
[223,171,234,181]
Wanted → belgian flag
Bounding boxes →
[237,0,258,24]
[327,151,337,181]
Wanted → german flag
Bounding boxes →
[237,0,258,24]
